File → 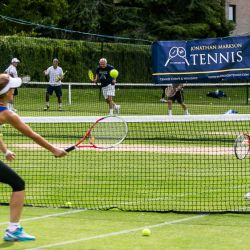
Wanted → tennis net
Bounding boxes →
[0,114,250,213]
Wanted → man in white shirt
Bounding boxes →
[43,58,64,111]
[4,58,20,112]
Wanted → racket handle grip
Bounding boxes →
[65,146,76,152]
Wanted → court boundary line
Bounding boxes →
[0,209,87,226]
[26,214,207,250]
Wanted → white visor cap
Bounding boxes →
[0,77,22,95]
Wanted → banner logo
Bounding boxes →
[164,47,190,66]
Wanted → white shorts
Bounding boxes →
[102,84,115,99]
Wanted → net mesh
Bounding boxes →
[0,115,250,213]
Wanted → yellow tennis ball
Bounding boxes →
[142,228,151,236]
[110,69,119,78]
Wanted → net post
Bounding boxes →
[68,83,72,105]
[247,84,249,105]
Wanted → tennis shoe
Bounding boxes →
[58,107,62,111]
[160,98,167,103]
[3,227,36,241]
[43,105,49,111]
[114,105,120,114]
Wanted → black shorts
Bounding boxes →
[0,161,25,191]
[168,90,184,104]
[46,85,62,97]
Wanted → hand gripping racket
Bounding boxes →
[234,133,250,160]
[56,70,68,82]
[88,69,102,100]
[65,115,128,152]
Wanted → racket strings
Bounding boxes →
[91,121,127,148]
[234,134,249,159]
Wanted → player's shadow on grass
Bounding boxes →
[0,242,14,248]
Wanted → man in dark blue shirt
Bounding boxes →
[94,58,120,115]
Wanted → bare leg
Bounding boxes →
[181,103,189,115]
[4,190,35,241]
[45,93,50,103]
[58,96,62,110]
[44,93,50,110]
[167,100,173,115]
[9,191,24,223]
[106,96,115,114]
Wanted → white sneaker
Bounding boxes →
[160,98,167,103]
[114,105,120,114]
[244,191,250,199]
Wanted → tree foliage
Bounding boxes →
[0,0,234,40]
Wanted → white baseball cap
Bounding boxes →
[0,75,22,95]
[11,58,20,63]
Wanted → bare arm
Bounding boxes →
[93,73,98,83]
[0,136,15,161]
[5,112,66,157]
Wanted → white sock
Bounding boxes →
[109,109,114,115]
[59,103,62,108]
[8,222,20,232]
[168,110,172,115]
[46,102,49,106]
[184,109,189,115]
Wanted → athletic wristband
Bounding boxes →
[4,150,11,156]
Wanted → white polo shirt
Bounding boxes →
[5,65,18,78]
[45,66,63,86]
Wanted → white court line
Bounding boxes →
[26,214,207,250]
[0,209,87,226]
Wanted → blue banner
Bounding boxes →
[152,36,250,84]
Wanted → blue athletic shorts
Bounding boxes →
[46,85,62,97]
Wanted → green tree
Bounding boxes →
[0,0,234,40]
[59,0,100,38]
[0,0,68,36]
[111,0,234,40]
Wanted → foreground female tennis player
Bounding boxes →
[0,74,67,241]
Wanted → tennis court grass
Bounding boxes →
[0,207,250,249]
[13,85,250,116]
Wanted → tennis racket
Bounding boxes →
[234,133,250,160]
[21,75,31,84]
[88,69,94,82]
[56,70,68,82]
[65,115,128,152]
[165,86,176,97]
[165,84,183,97]
[88,69,102,100]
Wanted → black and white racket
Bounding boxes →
[234,133,250,160]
